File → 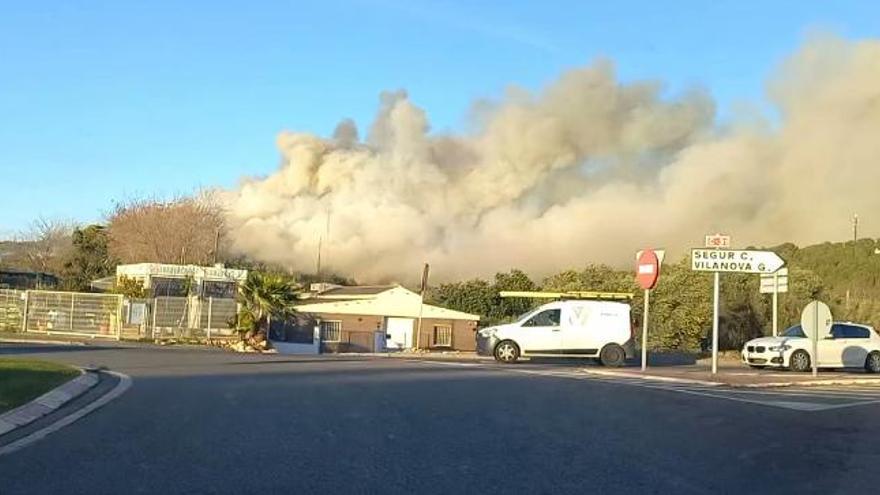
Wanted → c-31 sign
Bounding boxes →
[691,249,785,274]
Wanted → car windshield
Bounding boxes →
[782,325,806,337]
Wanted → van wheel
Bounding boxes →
[599,344,626,367]
[865,352,880,373]
[789,350,811,372]
[494,340,520,364]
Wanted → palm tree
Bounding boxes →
[237,272,300,343]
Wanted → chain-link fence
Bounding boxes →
[25,290,123,338]
[0,289,25,332]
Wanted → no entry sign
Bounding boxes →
[636,249,660,290]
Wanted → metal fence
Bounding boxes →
[147,296,238,340]
[25,290,123,338]
[4,289,238,342]
[0,289,25,332]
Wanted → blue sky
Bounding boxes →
[1,0,878,236]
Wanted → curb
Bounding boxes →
[0,370,98,436]
[0,338,86,346]
[580,368,880,389]
[0,371,132,457]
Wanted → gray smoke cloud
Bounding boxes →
[223,36,880,282]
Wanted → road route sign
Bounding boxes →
[691,249,785,274]
[704,234,731,248]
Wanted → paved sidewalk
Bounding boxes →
[0,371,98,436]
[584,362,880,388]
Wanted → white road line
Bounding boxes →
[0,371,132,457]
[411,360,880,411]
[701,388,880,400]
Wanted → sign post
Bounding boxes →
[760,268,789,336]
[691,239,785,375]
[801,300,832,378]
[636,249,663,371]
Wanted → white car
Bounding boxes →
[475,299,635,365]
[741,322,880,372]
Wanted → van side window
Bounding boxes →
[522,309,561,327]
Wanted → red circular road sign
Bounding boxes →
[636,249,660,290]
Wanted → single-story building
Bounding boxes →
[115,263,248,298]
[272,284,480,353]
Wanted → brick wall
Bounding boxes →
[416,318,478,351]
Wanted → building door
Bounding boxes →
[385,317,414,350]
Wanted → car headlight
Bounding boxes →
[769,345,791,352]
[478,328,497,338]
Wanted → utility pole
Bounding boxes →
[315,236,322,279]
[853,213,859,257]
[212,229,220,265]
[847,214,858,312]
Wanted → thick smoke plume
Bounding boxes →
[224,37,880,282]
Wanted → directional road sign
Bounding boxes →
[691,249,785,274]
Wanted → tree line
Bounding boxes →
[428,240,880,352]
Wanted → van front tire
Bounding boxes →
[494,340,520,364]
[599,344,626,367]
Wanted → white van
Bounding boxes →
[475,299,635,365]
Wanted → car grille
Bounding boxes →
[749,358,768,364]
[756,346,766,353]
[747,346,755,352]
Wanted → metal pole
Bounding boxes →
[152,297,158,341]
[69,293,75,332]
[21,291,29,333]
[772,272,779,337]
[206,297,213,342]
[641,288,650,371]
[116,295,122,341]
[812,303,819,377]
[711,271,720,375]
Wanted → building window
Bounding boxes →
[433,324,452,347]
[203,281,236,299]
[320,320,342,342]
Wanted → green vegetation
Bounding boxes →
[237,272,301,342]
[60,225,116,291]
[112,275,147,298]
[0,359,79,413]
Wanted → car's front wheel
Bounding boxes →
[494,340,520,364]
[865,352,880,373]
[789,350,811,372]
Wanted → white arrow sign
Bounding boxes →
[691,249,785,274]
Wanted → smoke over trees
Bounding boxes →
[222,36,880,283]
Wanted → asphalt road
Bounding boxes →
[2,344,880,494]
